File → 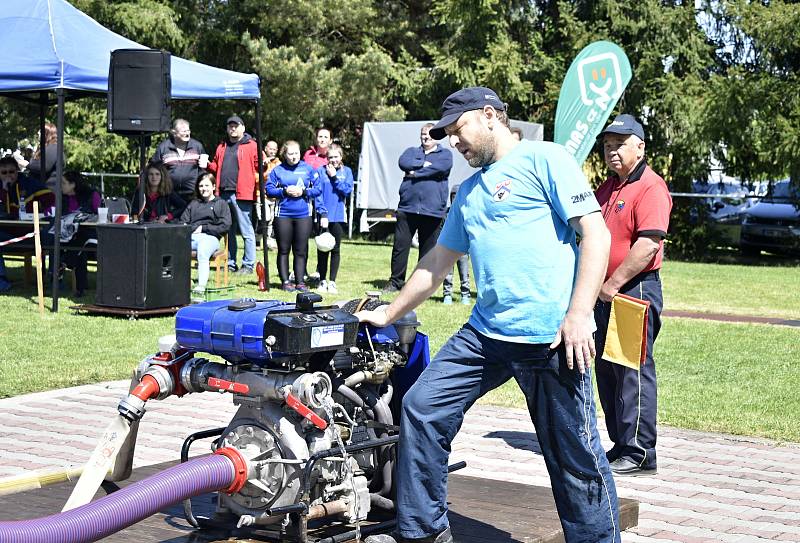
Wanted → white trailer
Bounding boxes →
[350,120,544,236]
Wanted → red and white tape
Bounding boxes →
[0,232,36,247]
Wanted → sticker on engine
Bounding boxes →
[311,325,345,348]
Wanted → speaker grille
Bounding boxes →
[108,49,171,135]
[95,223,191,309]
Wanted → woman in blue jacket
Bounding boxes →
[266,140,321,291]
[313,144,353,294]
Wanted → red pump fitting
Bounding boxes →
[285,392,328,430]
[131,374,161,401]
[214,447,249,494]
[207,377,250,395]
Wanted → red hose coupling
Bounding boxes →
[215,447,248,494]
[131,374,161,401]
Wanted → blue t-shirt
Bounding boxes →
[438,140,600,343]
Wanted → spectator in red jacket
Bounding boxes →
[302,127,332,169]
[206,115,259,275]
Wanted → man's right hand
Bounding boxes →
[355,306,391,328]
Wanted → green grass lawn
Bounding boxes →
[661,259,800,319]
[0,240,798,443]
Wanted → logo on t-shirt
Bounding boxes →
[493,180,512,202]
[615,199,625,212]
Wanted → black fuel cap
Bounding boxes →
[228,299,257,311]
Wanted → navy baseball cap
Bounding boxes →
[598,114,645,141]
[429,86,506,140]
[226,115,244,126]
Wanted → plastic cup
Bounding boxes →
[97,207,109,223]
[199,153,209,169]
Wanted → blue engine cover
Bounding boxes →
[175,299,360,363]
[176,300,288,363]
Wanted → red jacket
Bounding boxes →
[207,134,259,201]
[302,145,328,170]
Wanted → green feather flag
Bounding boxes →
[554,41,632,166]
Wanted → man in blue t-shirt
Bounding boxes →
[358,87,619,543]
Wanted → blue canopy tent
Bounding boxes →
[1,0,269,310]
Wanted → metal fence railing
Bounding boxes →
[80,172,138,200]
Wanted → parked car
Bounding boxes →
[739,180,800,256]
[691,180,755,245]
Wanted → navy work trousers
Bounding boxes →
[594,271,663,470]
[396,324,620,542]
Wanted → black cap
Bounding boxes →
[226,115,244,126]
[598,114,645,141]
[429,86,506,140]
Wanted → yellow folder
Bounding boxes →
[601,293,650,370]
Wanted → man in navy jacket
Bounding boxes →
[385,123,453,292]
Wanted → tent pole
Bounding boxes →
[38,93,47,185]
[135,134,148,219]
[255,98,269,291]
[51,88,65,312]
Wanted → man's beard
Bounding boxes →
[466,131,496,168]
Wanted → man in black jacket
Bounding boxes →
[384,123,453,292]
[151,119,207,202]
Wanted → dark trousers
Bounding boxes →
[274,216,312,284]
[397,324,620,541]
[389,211,442,289]
[316,221,344,281]
[594,271,662,469]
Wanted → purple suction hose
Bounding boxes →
[0,454,234,543]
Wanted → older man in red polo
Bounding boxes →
[594,114,672,477]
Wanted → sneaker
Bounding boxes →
[443,294,453,305]
[605,444,623,463]
[381,283,400,294]
[326,281,337,294]
[282,281,296,292]
[295,282,309,292]
[317,280,328,293]
[609,457,657,477]
[309,271,320,282]
[227,263,238,273]
[460,295,471,305]
[236,266,254,275]
[365,527,452,543]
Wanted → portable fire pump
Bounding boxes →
[0,292,438,543]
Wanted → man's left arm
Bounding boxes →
[550,211,610,373]
[599,236,660,302]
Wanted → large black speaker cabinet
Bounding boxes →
[95,223,191,309]
[107,49,171,135]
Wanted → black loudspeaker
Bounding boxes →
[107,49,171,135]
[95,223,191,309]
